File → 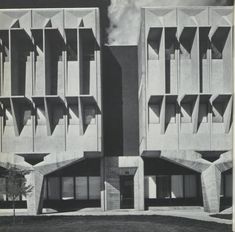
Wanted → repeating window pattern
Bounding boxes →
[0,177,25,201]
[44,176,101,201]
[144,175,199,199]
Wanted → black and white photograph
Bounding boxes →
[0,0,233,231]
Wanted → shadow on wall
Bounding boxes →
[103,46,139,157]
[103,47,123,156]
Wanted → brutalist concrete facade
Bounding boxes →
[0,6,233,215]
[138,6,233,213]
[0,8,102,214]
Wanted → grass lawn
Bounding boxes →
[0,215,232,232]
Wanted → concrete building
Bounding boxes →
[0,8,102,214]
[138,6,233,213]
[0,5,233,215]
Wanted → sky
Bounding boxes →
[107,0,233,45]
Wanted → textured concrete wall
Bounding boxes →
[139,7,233,154]
[138,6,233,213]
[0,8,102,215]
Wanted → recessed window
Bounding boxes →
[0,177,7,201]
[47,177,60,200]
[36,107,46,125]
[211,43,222,59]
[23,109,32,126]
[75,176,88,200]
[225,174,232,197]
[179,27,197,59]
[180,45,191,59]
[147,28,162,60]
[212,103,224,123]
[144,176,157,199]
[62,177,74,200]
[149,104,160,124]
[144,174,198,199]
[89,176,101,200]
[165,28,177,60]
[84,106,96,125]
[148,43,159,60]
[181,104,192,123]
[184,175,197,198]
[68,105,79,125]
[156,175,171,199]
[166,104,176,124]
[199,103,208,123]
[171,175,183,198]
[4,107,13,126]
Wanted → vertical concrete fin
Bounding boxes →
[44,97,52,135]
[224,95,232,133]
[195,27,200,92]
[10,98,20,136]
[192,95,199,133]
[137,157,145,210]
[78,97,84,135]
[42,29,46,95]
[160,96,166,134]
[162,27,166,93]
[78,29,83,95]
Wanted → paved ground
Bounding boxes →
[0,207,232,225]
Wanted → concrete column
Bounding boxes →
[134,157,144,210]
[104,157,120,210]
[201,164,221,213]
[100,157,105,211]
[25,170,44,215]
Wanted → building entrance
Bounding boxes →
[120,175,134,209]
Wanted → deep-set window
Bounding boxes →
[47,177,60,200]
[0,177,24,201]
[62,177,74,200]
[144,175,198,199]
[84,106,96,125]
[199,103,208,123]
[181,104,192,123]
[149,104,160,124]
[212,103,224,123]
[166,104,176,124]
[76,177,88,200]
[44,176,100,200]
[221,173,232,198]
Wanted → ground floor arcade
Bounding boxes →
[0,152,232,214]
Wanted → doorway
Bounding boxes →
[120,175,134,209]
